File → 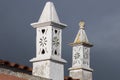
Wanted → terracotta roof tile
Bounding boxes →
[0,74,27,80]
[0,59,79,80]
[0,59,32,72]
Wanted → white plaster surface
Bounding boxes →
[38,2,60,23]
[69,22,93,80]
[36,26,52,59]
[70,69,92,80]
[72,45,90,68]
[52,27,62,58]
[32,60,64,80]
[74,28,89,44]
[30,1,66,80]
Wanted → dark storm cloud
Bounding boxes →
[0,0,120,80]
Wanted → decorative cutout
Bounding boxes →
[39,36,47,47]
[83,53,88,59]
[42,29,45,34]
[74,52,80,59]
[42,49,45,54]
[54,50,57,55]
[55,30,57,34]
[53,37,59,47]
[83,47,89,59]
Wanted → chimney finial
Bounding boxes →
[79,20,85,29]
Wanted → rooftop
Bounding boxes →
[0,74,27,80]
[0,59,79,80]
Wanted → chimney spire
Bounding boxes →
[69,20,93,47]
[69,21,93,80]
[30,1,67,80]
[38,1,60,23]
[31,1,67,29]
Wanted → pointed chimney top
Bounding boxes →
[31,1,67,28]
[38,1,60,23]
[70,21,93,47]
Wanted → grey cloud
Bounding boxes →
[0,0,120,80]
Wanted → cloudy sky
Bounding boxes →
[0,0,120,80]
